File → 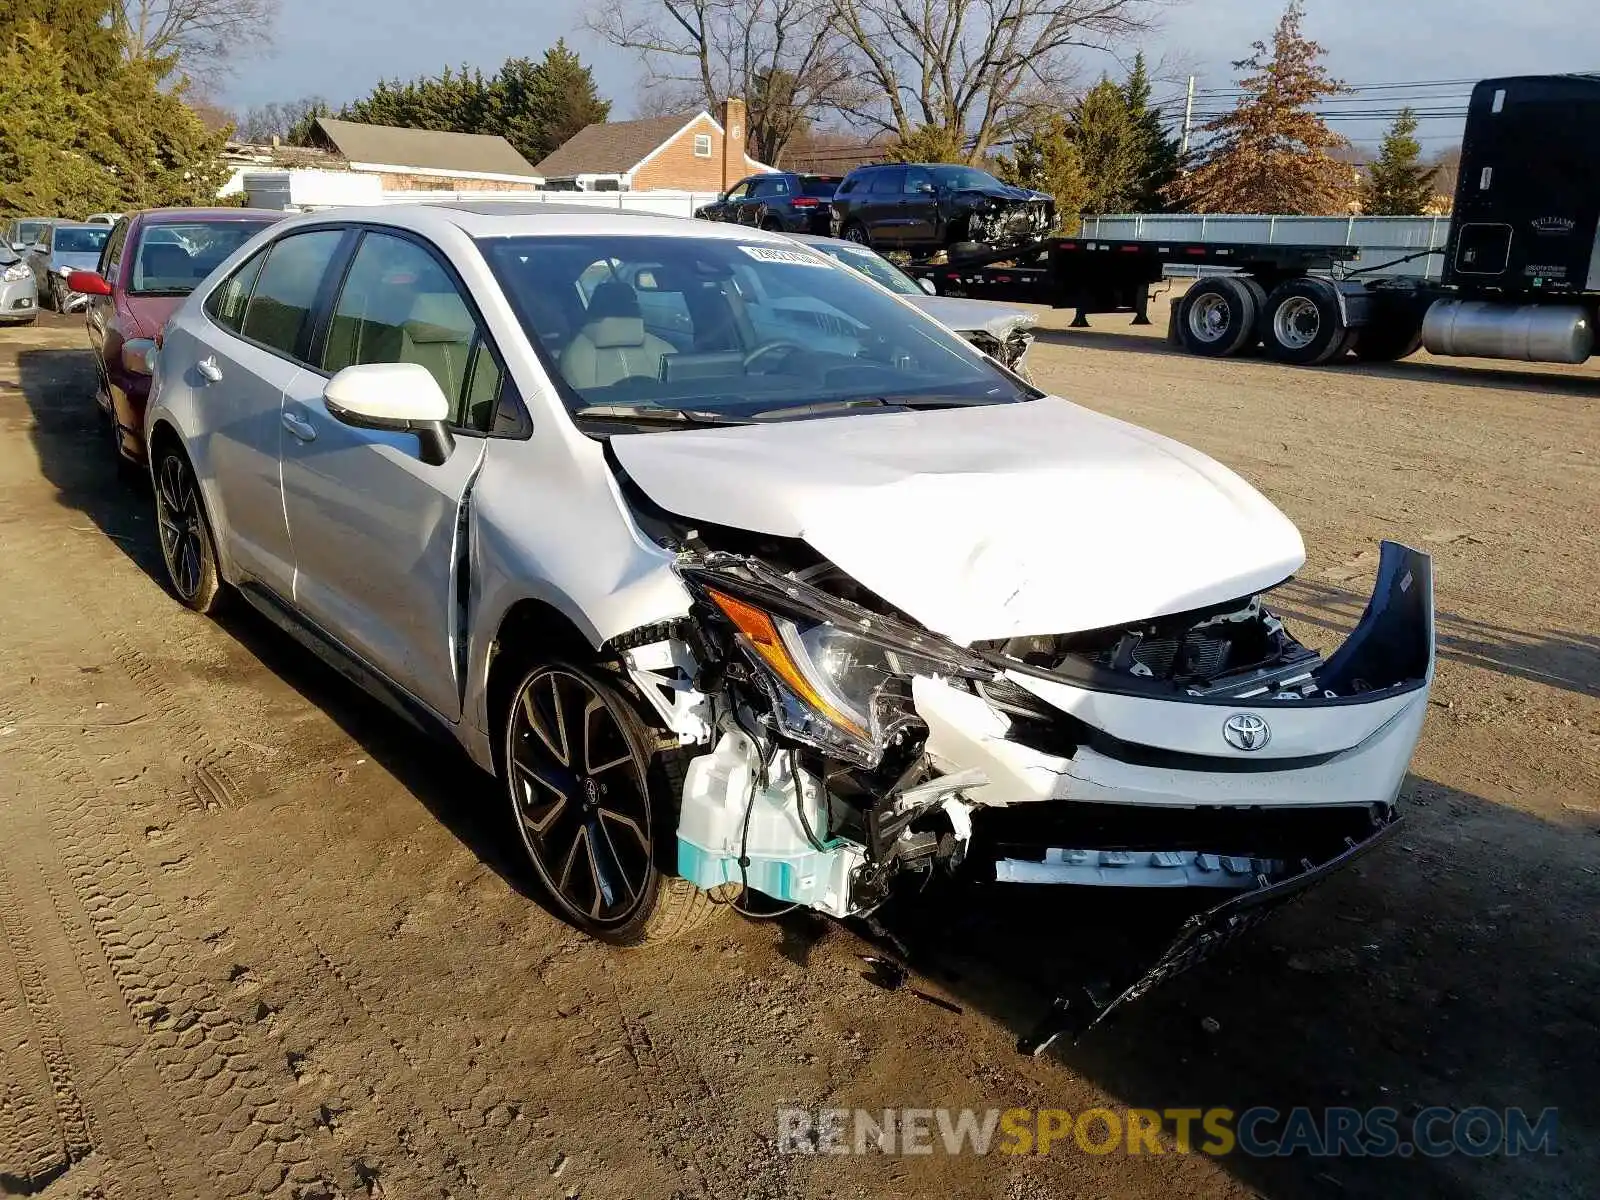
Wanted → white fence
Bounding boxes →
[240,169,718,218]
[1082,213,1452,279]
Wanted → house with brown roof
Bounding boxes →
[303,118,544,191]
[533,99,773,192]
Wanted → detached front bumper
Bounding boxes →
[920,543,1432,813]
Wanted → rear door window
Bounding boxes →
[869,168,906,195]
[239,230,345,361]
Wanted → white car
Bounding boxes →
[145,204,1433,1026]
[788,233,1037,377]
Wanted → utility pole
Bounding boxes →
[1180,75,1196,155]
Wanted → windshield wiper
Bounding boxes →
[750,394,998,421]
[572,404,750,427]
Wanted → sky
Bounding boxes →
[218,0,1599,150]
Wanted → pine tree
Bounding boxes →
[334,45,610,164]
[995,113,1087,232]
[1124,52,1181,211]
[0,0,120,89]
[494,41,611,163]
[1166,1,1355,214]
[1362,108,1435,215]
[1,19,229,217]
[1069,77,1141,213]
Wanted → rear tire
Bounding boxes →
[500,661,725,947]
[1176,276,1261,357]
[1261,277,1350,365]
[152,442,226,615]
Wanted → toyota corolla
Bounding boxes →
[143,203,1434,1031]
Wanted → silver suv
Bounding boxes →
[147,204,1432,1023]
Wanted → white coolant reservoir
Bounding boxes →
[677,730,867,917]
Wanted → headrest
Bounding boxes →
[587,280,640,321]
[586,316,648,349]
[141,243,193,277]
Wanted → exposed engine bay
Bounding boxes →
[614,499,1431,906]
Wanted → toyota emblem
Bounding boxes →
[1223,713,1271,752]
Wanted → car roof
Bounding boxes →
[136,207,284,224]
[51,223,107,232]
[269,201,812,244]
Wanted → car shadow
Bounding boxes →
[871,775,1598,1199]
[12,345,561,922]
[16,343,1598,1198]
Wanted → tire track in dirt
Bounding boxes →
[0,865,85,1196]
[0,862,94,1195]
[110,643,248,818]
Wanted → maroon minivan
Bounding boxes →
[70,207,284,466]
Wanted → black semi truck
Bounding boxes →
[909,73,1600,369]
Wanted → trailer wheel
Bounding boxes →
[1261,278,1349,365]
[1177,276,1261,357]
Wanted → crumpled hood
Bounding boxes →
[912,295,1037,339]
[612,397,1307,643]
[955,185,1049,205]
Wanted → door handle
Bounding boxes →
[281,411,317,442]
[197,356,223,383]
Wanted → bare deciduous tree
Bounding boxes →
[586,0,858,166]
[115,0,279,78]
[828,0,1160,163]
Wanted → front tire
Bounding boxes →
[502,662,723,946]
[153,443,226,614]
[842,221,871,247]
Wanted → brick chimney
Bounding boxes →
[721,97,747,189]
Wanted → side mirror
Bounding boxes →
[10,241,27,253]
[30,243,47,255]
[917,276,938,296]
[323,362,456,466]
[121,337,157,375]
[67,270,112,296]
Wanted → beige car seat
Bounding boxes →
[560,280,673,388]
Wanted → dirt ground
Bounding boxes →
[1,300,1595,1200]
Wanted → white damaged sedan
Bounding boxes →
[146,203,1433,1028]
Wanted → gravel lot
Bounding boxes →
[1,302,1595,1200]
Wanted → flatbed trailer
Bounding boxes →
[906,236,1359,327]
[908,74,1600,372]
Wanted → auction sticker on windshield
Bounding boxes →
[739,245,831,266]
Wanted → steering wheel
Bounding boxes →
[743,340,804,373]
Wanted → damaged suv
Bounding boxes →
[147,205,1433,1025]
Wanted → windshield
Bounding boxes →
[480,234,1026,424]
[54,227,109,255]
[798,176,841,198]
[807,241,921,296]
[132,220,272,295]
[14,220,48,246]
[928,165,1006,191]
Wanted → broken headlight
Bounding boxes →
[682,556,995,768]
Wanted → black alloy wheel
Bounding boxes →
[153,446,224,613]
[505,666,660,938]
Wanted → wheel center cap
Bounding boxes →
[581,777,600,809]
